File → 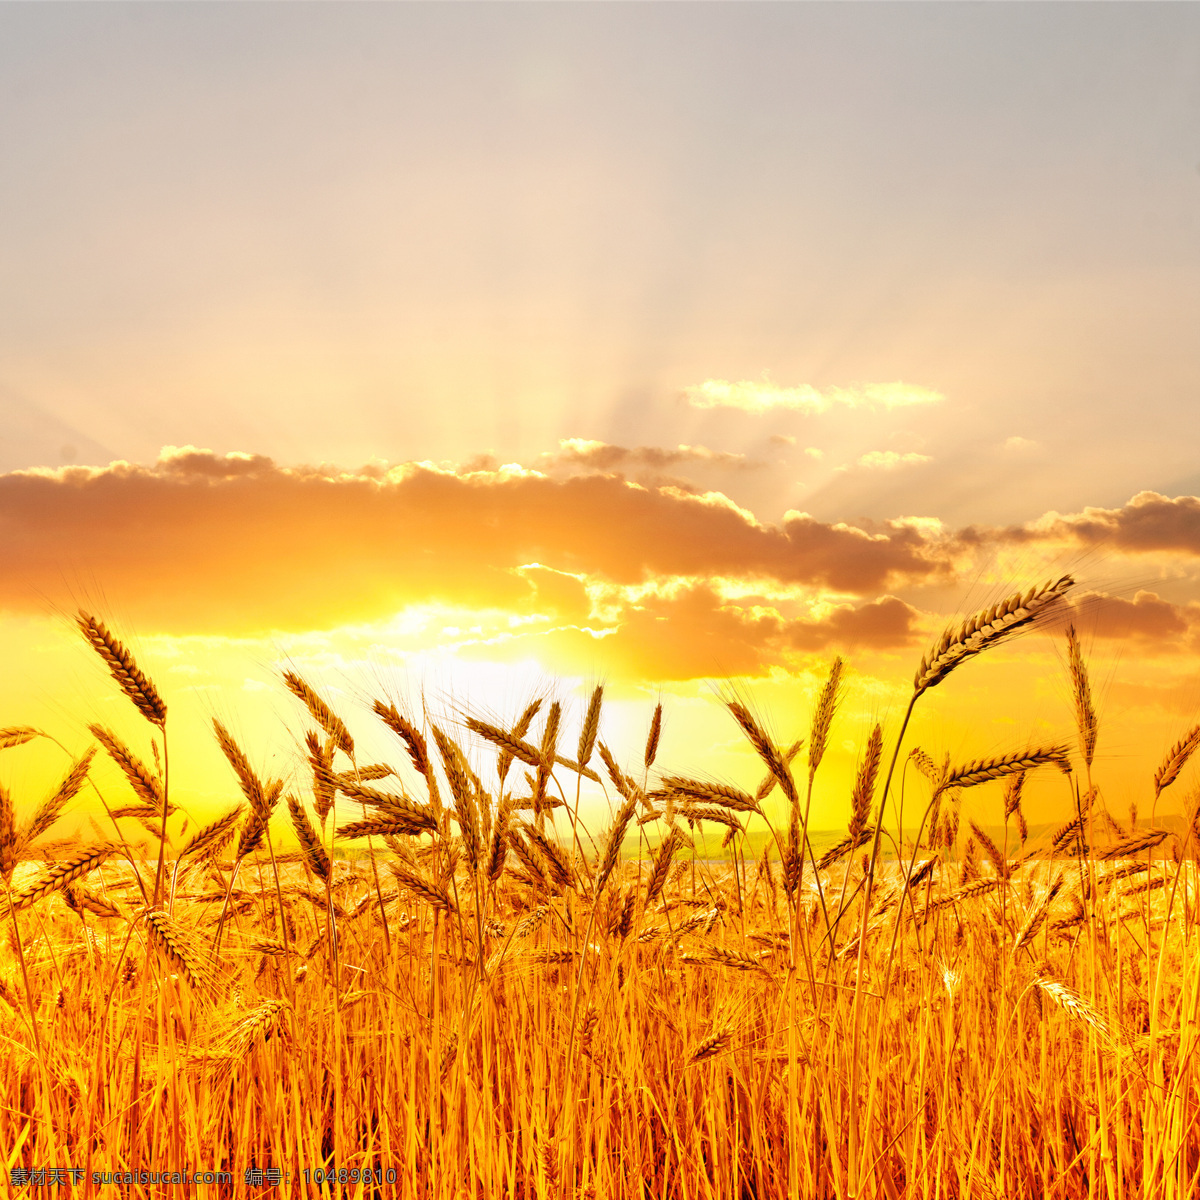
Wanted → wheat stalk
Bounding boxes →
[7,845,113,910]
[1065,625,1098,769]
[945,746,1070,789]
[1098,830,1170,859]
[177,805,244,862]
[644,703,663,770]
[17,747,96,855]
[89,725,163,808]
[280,672,352,757]
[77,613,167,726]
[388,863,454,911]
[596,796,638,894]
[688,1026,733,1065]
[808,656,845,781]
[577,685,603,769]
[913,577,1075,698]
[849,724,883,845]
[0,727,41,750]
[661,776,761,814]
[287,795,330,881]
[1154,724,1200,798]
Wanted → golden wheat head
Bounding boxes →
[77,612,167,725]
[913,576,1075,698]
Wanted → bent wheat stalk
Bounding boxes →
[848,574,1076,1194]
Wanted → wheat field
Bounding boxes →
[1,581,1198,1198]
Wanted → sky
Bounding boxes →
[2,3,1199,850]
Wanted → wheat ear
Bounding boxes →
[213,720,268,814]
[144,909,217,992]
[577,685,603,769]
[89,726,163,807]
[77,612,167,725]
[18,747,96,854]
[661,776,761,814]
[944,746,1070,789]
[644,703,663,770]
[7,845,113,910]
[913,576,1075,698]
[287,795,330,881]
[178,805,244,862]
[1065,624,1098,769]
[688,1026,733,1065]
[467,718,542,768]
[282,672,353,757]
[808,656,845,781]
[1098,830,1170,859]
[431,725,482,869]
[849,724,883,845]
[1154,724,1200,799]
[596,796,638,894]
[0,727,41,750]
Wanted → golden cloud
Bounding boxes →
[681,379,944,415]
[856,450,933,471]
[0,448,948,636]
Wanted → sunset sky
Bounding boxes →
[2,4,1199,847]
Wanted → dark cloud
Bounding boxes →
[784,596,920,652]
[538,439,762,489]
[1073,589,1195,643]
[158,446,276,479]
[992,492,1200,556]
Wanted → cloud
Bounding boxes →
[1001,436,1042,454]
[783,596,920,653]
[0,448,949,636]
[516,586,921,681]
[512,565,593,623]
[682,379,944,415]
[857,450,933,471]
[804,447,824,460]
[544,439,759,476]
[1021,492,1200,556]
[158,445,277,478]
[770,434,797,446]
[1074,589,1197,644]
